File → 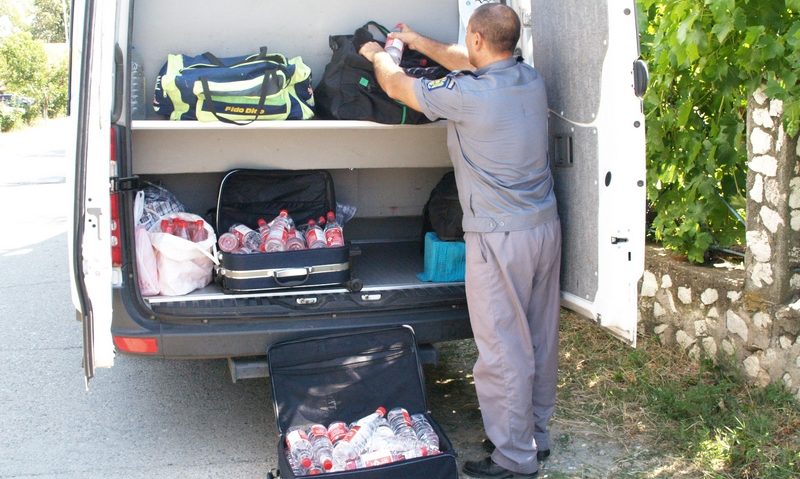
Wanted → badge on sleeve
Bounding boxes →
[426,76,454,91]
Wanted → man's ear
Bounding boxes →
[471,31,484,51]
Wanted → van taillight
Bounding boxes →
[110,192,122,266]
[109,128,122,267]
[113,336,159,354]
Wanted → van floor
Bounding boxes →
[146,240,465,306]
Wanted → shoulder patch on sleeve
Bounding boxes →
[425,77,453,91]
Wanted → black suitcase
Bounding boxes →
[215,169,358,292]
[267,327,459,478]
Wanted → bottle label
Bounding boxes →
[286,429,309,448]
[327,422,349,444]
[325,227,344,247]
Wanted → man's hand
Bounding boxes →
[389,23,422,51]
[359,41,385,63]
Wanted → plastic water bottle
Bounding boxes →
[229,223,261,251]
[286,227,306,250]
[332,407,386,470]
[384,32,404,65]
[173,219,190,241]
[285,427,314,471]
[411,413,440,453]
[189,219,208,242]
[327,421,349,445]
[217,232,239,253]
[324,211,345,247]
[367,420,400,452]
[130,46,146,119]
[265,210,291,252]
[308,424,334,471]
[304,219,326,249]
[387,407,419,444]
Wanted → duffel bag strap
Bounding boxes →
[202,47,285,68]
[364,21,391,37]
[199,65,289,126]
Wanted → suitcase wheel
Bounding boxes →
[346,278,363,292]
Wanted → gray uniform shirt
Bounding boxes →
[413,57,557,233]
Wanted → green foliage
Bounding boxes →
[637,0,800,262]
[0,103,23,131]
[0,31,67,120]
[0,31,48,97]
[30,0,68,43]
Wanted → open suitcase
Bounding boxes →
[215,169,360,292]
[267,327,459,478]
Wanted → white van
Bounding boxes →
[68,0,647,382]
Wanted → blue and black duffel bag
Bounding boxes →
[153,47,315,124]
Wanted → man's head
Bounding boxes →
[466,3,520,65]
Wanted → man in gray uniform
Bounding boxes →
[359,4,561,478]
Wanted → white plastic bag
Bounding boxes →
[134,191,160,296]
[148,212,218,296]
[135,225,160,296]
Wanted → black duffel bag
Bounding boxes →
[315,21,449,124]
[422,172,464,241]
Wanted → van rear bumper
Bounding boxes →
[111,287,472,359]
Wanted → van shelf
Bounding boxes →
[131,119,447,131]
[130,120,451,174]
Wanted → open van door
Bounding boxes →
[524,0,647,345]
[68,0,118,383]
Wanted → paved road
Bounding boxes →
[0,119,276,478]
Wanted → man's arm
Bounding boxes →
[392,23,473,72]
[359,42,422,112]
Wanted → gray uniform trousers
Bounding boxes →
[464,216,561,475]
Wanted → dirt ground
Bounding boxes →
[423,317,693,479]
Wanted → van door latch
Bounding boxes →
[112,175,141,192]
[611,237,628,244]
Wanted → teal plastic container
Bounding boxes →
[417,232,466,282]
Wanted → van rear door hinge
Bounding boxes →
[112,175,141,192]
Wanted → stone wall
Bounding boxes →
[639,247,800,399]
[638,89,800,400]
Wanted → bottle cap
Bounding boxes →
[323,459,333,470]
[376,406,387,416]
[301,457,312,469]
[257,217,267,227]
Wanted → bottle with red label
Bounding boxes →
[189,219,208,242]
[264,210,291,252]
[324,210,345,247]
[285,227,306,250]
[229,223,261,251]
[308,424,335,472]
[331,407,386,470]
[160,218,174,235]
[217,232,239,253]
[384,29,404,65]
[173,219,190,241]
[285,427,314,473]
[304,219,326,249]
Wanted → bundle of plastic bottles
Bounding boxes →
[284,406,441,475]
[158,217,209,243]
[218,209,345,254]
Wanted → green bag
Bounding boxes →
[153,48,315,124]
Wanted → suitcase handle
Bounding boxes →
[273,267,311,287]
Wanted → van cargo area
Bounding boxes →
[137,167,465,308]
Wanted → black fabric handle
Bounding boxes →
[364,20,391,36]
[199,66,287,126]
[202,47,280,68]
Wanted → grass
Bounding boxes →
[557,311,800,478]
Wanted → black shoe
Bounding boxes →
[463,456,538,479]
[482,438,551,462]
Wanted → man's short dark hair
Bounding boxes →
[470,3,521,54]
